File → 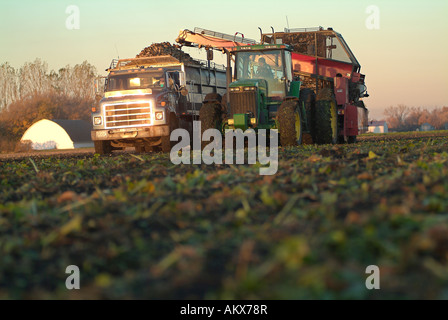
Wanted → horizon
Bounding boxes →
[1,0,447,119]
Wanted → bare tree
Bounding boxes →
[0,63,19,110]
[384,104,409,131]
[18,59,52,99]
[418,109,431,126]
[71,61,97,101]
[404,106,423,130]
[429,107,448,130]
[56,61,97,101]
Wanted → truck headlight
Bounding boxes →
[155,112,164,120]
[228,119,234,125]
[93,116,102,125]
[244,87,256,91]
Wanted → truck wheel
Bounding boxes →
[94,140,112,155]
[347,136,357,144]
[135,144,146,153]
[161,113,179,153]
[200,102,222,150]
[277,100,302,147]
[299,88,316,143]
[315,88,338,144]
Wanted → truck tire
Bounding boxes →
[94,140,112,155]
[135,144,146,153]
[277,100,302,147]
[315,88,338,144]
[161,113,179,153]
[200,102,222,150]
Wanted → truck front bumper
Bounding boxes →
[91,125,169,141]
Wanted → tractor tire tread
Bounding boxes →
[278,100,301,147]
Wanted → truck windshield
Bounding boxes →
[106,71,165,91]
[235,50,286,98]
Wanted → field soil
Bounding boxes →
[1,131,448,299]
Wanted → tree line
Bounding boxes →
[0,59,98,151]
[382,105,448,132]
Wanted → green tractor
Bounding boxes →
[199,44,309,147]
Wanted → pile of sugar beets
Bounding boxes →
[136,42,200,65]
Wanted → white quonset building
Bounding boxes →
[20,119,93,150]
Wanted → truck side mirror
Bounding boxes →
[93,78,100,95]
[93,77,105,97]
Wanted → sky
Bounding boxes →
[1,0,447,119]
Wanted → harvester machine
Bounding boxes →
[261,26,369,143]
[176,26,369,146]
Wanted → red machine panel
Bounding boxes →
[344,104,358,136]
[292,53,353,79]
[334,76,349,105]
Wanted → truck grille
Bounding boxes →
[229,91,257,117]
[104,102,152,128]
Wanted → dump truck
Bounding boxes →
[91,52,227,154]
[176,27,369,146]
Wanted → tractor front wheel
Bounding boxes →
[278,100,302,147]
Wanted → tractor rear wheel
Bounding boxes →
[315,88,338,144]
[199,102,222,150]
[277,100,302,147]
[94,140,112,155]
[299,88,316,144]
[161,113,179,153]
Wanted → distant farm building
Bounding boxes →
[20,119,93,150]
[368,121,388,133]
[419,123,435,132]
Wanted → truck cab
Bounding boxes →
[91,56,187,154]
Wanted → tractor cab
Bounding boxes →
[227,44,297,130]
[232,44,294,100]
